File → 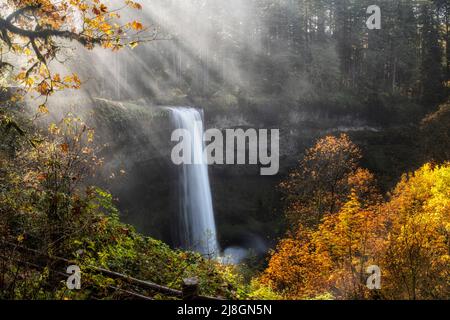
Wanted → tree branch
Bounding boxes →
[0,17,102,47]
[6,5,42,23]
[30,39,46,63]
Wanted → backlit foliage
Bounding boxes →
[280,134,378,229]
[381,164,450,299]
[0,0,150,108]
[263,137,450,300]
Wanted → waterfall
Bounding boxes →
[168,107,219,257]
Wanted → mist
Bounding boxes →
[35,1,364,256]
[42,0,337,110]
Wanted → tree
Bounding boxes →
[0,0,151,297]
[264,134,385,299]
[0,0,149,108]
[313,191,385,299]
[381,164,450,299]
[260,226,332,299]
[433,0,450,84]
[0,115,100,253]
[263,174,384,300]
[280,134,366,229]
[263,163,450,300]
[419,3,445,106]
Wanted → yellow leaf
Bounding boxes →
[129,41,139,49]
[53,73,61,82]
[49,123,60,135]
[87,129,95,142]
[25,77,34,87]
[37,82,51,95]
[39,64,49,77]
[38,104,49,114]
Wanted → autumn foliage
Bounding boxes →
[381,164,450,299]
[0,0,149,110]
[262,135,450,300]
[280,134,380,229]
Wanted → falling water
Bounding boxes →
[169,107,219,257]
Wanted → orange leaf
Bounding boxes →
[60,143,69,153]
[131,21,143,31]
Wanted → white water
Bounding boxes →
[169,107,219,257]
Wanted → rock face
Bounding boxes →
[87,99,179,243]
[82,98,381,253]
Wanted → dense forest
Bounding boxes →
[0,0,449,300]
[91,0,449,121]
